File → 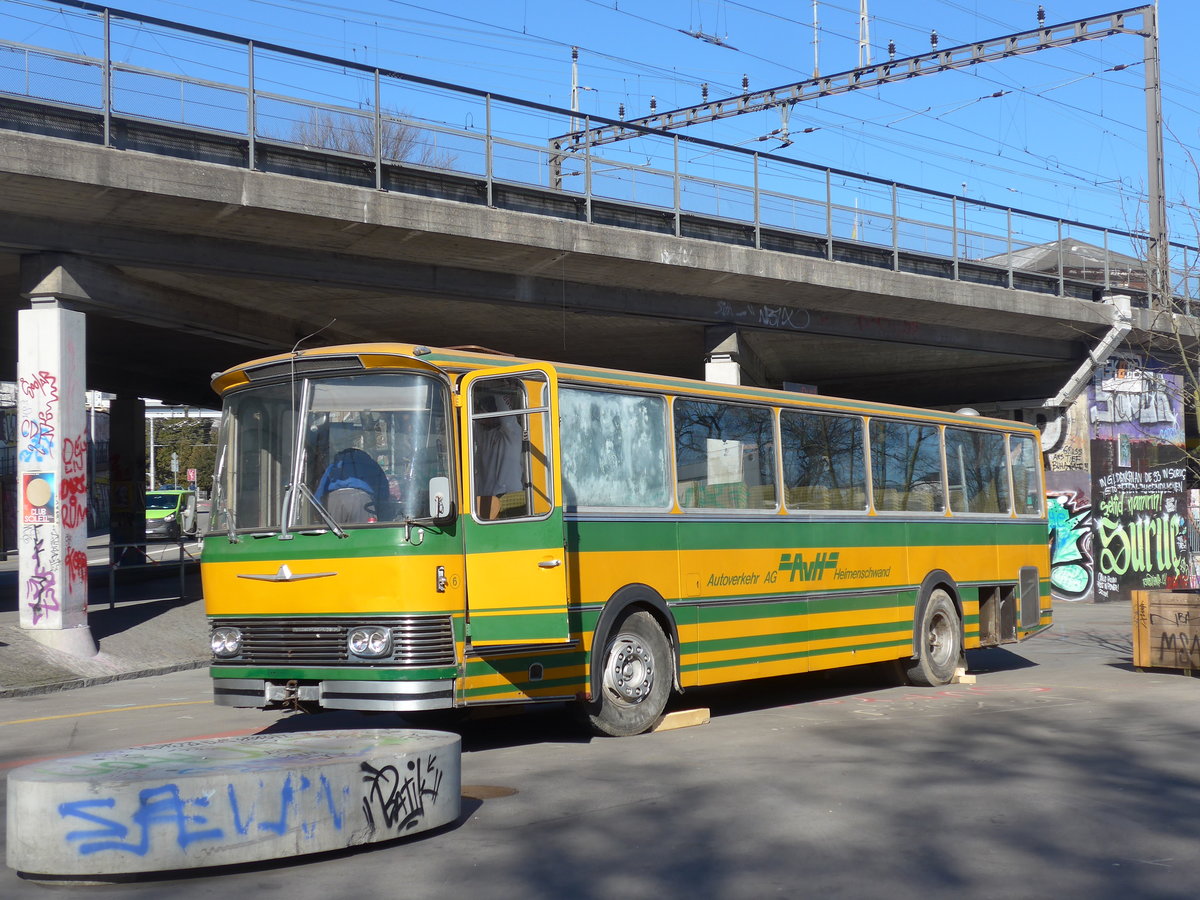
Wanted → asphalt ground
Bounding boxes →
[4,599,1197,899]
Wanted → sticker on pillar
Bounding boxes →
[22,473,56,524]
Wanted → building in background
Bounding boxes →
[979,239,1149,296]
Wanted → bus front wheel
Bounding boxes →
[586,610,672,737]
[906,589,963,687]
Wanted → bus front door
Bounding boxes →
[459,365,569,647]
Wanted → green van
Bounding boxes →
[145,489,198,540]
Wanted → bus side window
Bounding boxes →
[946,428,1009,514]
[1009,434,1043,516]
[869,420,944,513]
[559,388,671,511]
[781,411,866,511]
[673,399,776,510]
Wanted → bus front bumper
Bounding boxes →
[213,676,456,712]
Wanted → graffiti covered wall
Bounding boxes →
[1089,357,1188,603]
[1046,397,1093,603]
[1046,397,1091,475]
[88,409,110,535]
[1048,470,1094,603]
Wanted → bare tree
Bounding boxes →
[1127,131,1200,444]
[291,107,456,169]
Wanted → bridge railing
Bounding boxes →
[1,0,1195,310]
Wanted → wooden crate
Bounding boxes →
[1131,590,1200,672]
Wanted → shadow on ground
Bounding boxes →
[89,597,199,641]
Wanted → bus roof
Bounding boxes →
[211,341,1038,434]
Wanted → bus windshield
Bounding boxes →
[209,372,453,533]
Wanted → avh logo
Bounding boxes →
[779,551,840,582]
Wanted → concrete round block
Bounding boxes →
[7,729,461,877]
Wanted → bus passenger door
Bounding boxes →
[459,365,569,647]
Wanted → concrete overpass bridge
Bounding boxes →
[0,0,1193,413]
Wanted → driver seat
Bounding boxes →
[325,487,376,524]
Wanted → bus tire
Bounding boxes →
[906,589,962,687]
[586,610,672,737]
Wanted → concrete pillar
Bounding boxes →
[704,325,766,387]
[109,395,146,564]
[16,302,96,656]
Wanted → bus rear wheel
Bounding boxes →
[906,589,962,687]
[586,610,671,737]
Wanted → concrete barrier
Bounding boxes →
[7,729,460,878]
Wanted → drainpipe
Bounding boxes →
[1039,294,1132,451]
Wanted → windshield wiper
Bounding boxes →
[295,482,348,539]
[224,505,240,544]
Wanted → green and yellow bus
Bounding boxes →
[203,342,1051,736]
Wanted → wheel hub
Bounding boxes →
[928,615,952,665]
[604,636,653,705]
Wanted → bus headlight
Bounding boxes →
[211,626,243,658]
[348,626,393,658]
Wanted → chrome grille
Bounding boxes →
[393,618,455,665]
[212,616,456,666]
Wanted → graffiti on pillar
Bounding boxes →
[18,369,58,464]
[61,432,88,530]
[1047,488,1093,602]
[66,546,89,588]
[89,481,111,533]
[89,412,111,534]
[23,523,59,625]
[1090,357,1187,603]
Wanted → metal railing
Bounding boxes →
[107,536,198,607]
[1,0,1195,307]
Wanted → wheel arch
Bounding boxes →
[909,570,962,659]
[588,583,681,702]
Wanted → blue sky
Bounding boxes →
[6,1,1196,250]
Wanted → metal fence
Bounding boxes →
[1,0,1195,306]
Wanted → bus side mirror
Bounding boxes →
[428,476,453,521]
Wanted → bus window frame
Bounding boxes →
[466,369,557,526]
[1007,431,1046,519]
[778,406,869,516]
[865,416,948,517]
[943,424,1013,518]
[559,384,675,516]
[670,394,781,515]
